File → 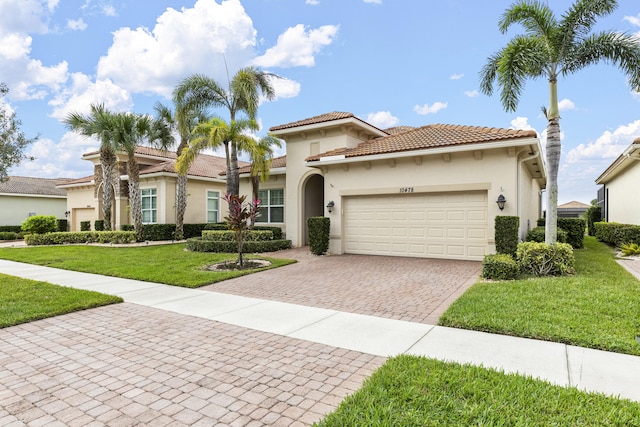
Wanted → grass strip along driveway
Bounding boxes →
[1,273,122,328]
[0,243,295,288]
[439,236,640,356]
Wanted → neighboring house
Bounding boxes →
[557,201,590,219]
[595,137,640,224]
[237,112,546,261]
[58,146,244,232]
[0,176,69,226]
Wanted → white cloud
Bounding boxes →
[510,116,535,130]
[363,0,382,4]
[464,90,479,98]
[624,14,640,27]
[450,73,464,80]
[253,24,339,68]
[49,72,133,120]
[0,0,54,35]
[306,0,320,4]
[558,98,576,111]
[565,120,640,164]
[414,102,447,115]
[67,18,87,31]
[366,111,399,128]
[97,0,258,97]
[0,33,68,100]
[268,76,301,100]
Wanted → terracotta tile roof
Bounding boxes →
[558,201,590,209]
[237,155,287,175]
[83,145,178,159]
[140,154,241,179]
[270,112,383,132]
[306,124,538,161]
[384,126,416,135]
[57,175,94,186]
[0,176,70,196]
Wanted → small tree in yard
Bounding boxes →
[224,193,260,268]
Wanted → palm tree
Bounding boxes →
[245,134,282,203]
[64,104,117,231]
[480,0,640,244]
[111,112,174,241]
[154,102,208,240]
[173,66,277,196]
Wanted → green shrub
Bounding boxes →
[495,216,519,257]
[203,223,228,230]
[141,224,176,241]
[94,219,104,231]
[558,218,585,249]
[307,216,330,255]
[182,223,209,239]
[526,226,567,244]
[185,237,291,253]
[202,223,283,239]
[586,206,602,236]
[21,215,58,234]
[482,253,518,280]
[516,242,575,277]
[80,221,91,231]
[202,230,273,242]
[57,219,68,232]
[0,231,20,241]
[594,222,640,247]
[25,231,136,245]
[537,218,545,227]
[0,225,22,233]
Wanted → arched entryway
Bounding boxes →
[302,174,325,245]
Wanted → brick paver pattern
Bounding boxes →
[206,248,481,324]
[0,304,384,426]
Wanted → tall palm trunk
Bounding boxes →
[174,137,188,240]
[545,78,560,245]
[100,148,116,231]
[126,157,143,241]
[229,141,240,196]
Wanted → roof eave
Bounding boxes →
[272,117,387,139]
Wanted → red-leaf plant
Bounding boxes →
[223,193,261,267]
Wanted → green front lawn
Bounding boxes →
[1,273,122,328]
[0,243,295,288]
[315,355,640,426]
[440,236,640,356]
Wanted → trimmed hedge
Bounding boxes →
[558,218,585,249]
[25,231,136,245]
[586,206,602,236]
[0,231,21,241]
[202,230,274,242]
[185,237,291,253]
[0,225,22,233]
[57,219,68,232]
[495,216,519,257]
[203,222,283,240]
[94,219,104,231]
[526,226,567,244]
[482,253,518,280]
[307,216,330,255]
[594,222,640,247]
[22,215,58,234]
[119,223,226,241]
[516,242,575,277]
[80,221,91,231]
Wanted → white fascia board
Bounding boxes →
[238,167,287,179]
[596,142,640,184]
[305,137,539,167]
[0,193,66,199]
[56,180,95,189]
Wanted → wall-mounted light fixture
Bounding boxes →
[64,210,70,218]
[496,194,507,211]
[326,201,335,213]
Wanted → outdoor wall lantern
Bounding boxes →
[496,194,507,211]
[64,210,70,218]
[326,201,335,213]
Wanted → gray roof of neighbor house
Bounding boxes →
[0,176,69,196]
[558,201,590,209]
[305,123,538,161]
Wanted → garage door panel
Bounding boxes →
[344,191,487,260]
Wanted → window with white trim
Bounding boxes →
[256,189,284,223]
[207,191,220,223]
[141,188,157,224]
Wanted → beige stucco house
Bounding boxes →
[238,112,546,261]
[58,147,237,231]
[595,137,640,225]
[0,176,68,226]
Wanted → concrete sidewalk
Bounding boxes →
[1,259,640,404]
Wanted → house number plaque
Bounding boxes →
[399,187,414,193]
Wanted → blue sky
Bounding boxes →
[3,0,640,205]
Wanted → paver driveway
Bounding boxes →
[0,249,480,426]
[205,248,481,325]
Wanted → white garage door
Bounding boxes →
[344,191,487,260]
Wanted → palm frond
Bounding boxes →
[499,0,556,39]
